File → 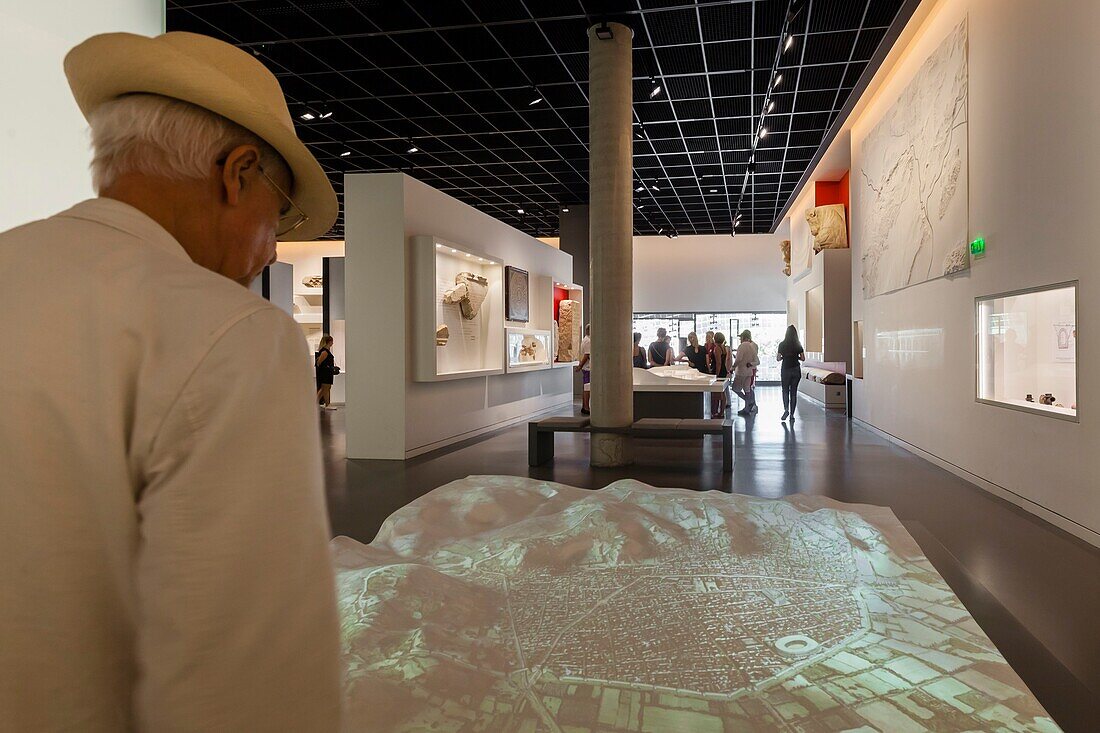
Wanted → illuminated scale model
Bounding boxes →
[333,476,1056,732]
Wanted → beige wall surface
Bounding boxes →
[846,0,1100,546]
[633,232,788,313]
[0,1,163,232]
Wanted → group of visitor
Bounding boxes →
[629,324,807,421]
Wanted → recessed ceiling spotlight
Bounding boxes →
[649,77,662,99]
[785,34,795,51]
[768,101,775,112]
[651,185,660,191]
[517,208,525,214]
[773,73,783,88]
[299,111,316,121]
[562,207,570,212]
[339,150,352,157]
[635,186,645,192]
[759,128,769,138]
[710,188,718,193]
[637,204,644,209]
[450,248,458,253]
[318,110,333,119]
[658,228,664,234]
[528,88,543,106]
[466,253,472,258]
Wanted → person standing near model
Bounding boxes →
[648,327,674,367]
[777,325,806,421]
[704,330,717,374]
[0,32,341,731]
[632,331,649,369]
[731,329,761,416]
[680,331,708,373]
[576,323,592,414]
[710,332,734,417]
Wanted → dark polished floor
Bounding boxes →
[319,387,1100,730]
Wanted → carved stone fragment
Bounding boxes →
[302,274,323,289]
[806,204,848,252]
[556,299,581,362]
[443,272,489,320]
[435,324,450,346]
[780,239,792,276]
[942,242,970,276]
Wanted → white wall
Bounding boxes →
[840,0,1100,546]
[0,1,164,232]
[345,173,574,460]
[633,232,788,313]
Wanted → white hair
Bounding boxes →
[87,93,288,193]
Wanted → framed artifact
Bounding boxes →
[505,265,530,322]
[506,328,552,372]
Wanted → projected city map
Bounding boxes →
[333,476,1058,732]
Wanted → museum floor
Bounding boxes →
[319,387,1099,729]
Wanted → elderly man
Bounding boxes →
[732,329,761,416]
[0,33,341,731]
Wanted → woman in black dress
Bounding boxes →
[711,332,733,417]
[776,325,806,421]
[315,334,336,408]
[680,332,708,373]
[632,332,649,369]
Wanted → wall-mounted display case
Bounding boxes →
[977,281,1077,420]
[553,281,584,365]
[506,328,552,372]
[412,235,504,381]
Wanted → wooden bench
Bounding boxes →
[529,416,733,473]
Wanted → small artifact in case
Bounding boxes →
[435,324,450,346]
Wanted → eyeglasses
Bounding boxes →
[258,165,309,238]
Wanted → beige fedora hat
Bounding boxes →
[64,31,337,241]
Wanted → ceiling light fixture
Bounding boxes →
[517,208,525,214]
[635,186,645,192]
[649,78,662,99]
[671,231,678,239]
[406,138,419,153]
[773,74,783,88]
[785,34,795,51]
[710,188,718,193]
[528,88,543,106]
[768,101,775,113]
[562,207,570,212]
[299,111,315,121]
[339,150,351,157]
[759,128,768,139]
[651,185,660,191]
[595,22,614,40]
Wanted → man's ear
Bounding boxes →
[220,144,262,206]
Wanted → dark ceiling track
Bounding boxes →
[769,0,923,233]
[733,0,805,236]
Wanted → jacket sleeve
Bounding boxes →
[133,307,341,732]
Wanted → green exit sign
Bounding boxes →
[970,237,986,257]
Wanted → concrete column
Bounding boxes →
[588,23,633,467]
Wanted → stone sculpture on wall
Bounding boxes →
[302,274,323,289]
[435,324,450,346]
[942,243,970,276]
[556,299,581,362]
[780,239,792,276]
[442,272,489,320]
[806,204,848,253]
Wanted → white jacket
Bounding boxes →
[0,199,341,731]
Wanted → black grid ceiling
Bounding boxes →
[166,0,907,239]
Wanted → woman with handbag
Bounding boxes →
[315,334,338,409]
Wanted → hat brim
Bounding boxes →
[65,33,337,241]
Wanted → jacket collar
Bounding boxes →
[58,198,191,262]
